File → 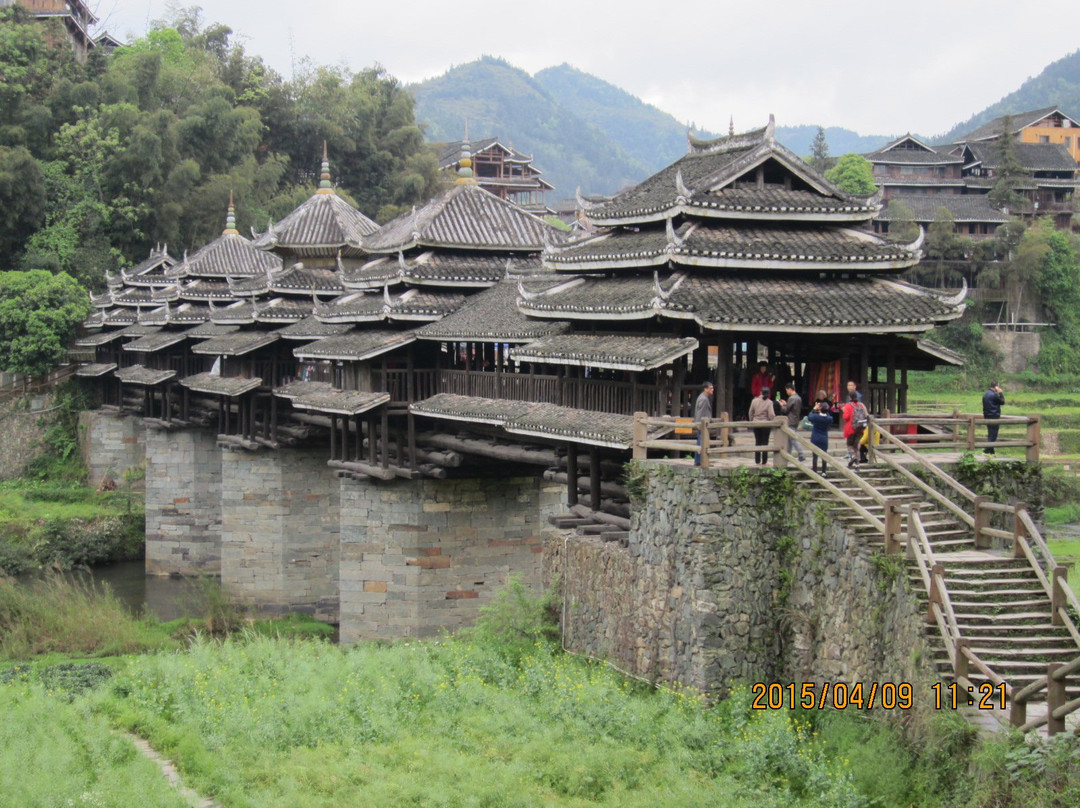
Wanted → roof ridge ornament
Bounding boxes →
[665,217,685,249]
[765,114,776,142]
[223,190,239,235]
[902,224,927,256]
[675,170,691,201]
[938,276,968,308]
[316,141,334,195]
[575,186,598,211]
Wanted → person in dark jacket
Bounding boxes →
[748,386,775,465]
[982,382,1005,454]
[780,382,805,462]
[807,400,833,476]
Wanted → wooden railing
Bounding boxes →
[870,412,1040,462]
[0,364,78,404]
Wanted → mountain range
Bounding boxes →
[411,53,1080,200]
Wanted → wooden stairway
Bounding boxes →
[784,430,1080,735]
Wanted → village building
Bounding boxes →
[955,105,1080,164]
[440,138,554,213]
[865,134,965,200]
[0,0,97,61]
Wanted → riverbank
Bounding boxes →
[2,578,1078,808]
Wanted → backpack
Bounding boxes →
[852,403,869,431]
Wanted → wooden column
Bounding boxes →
[566,444,579,507]
[329,414,336,461]
[589,447,601,511]
[716,336,733,419]
[381,408,390,470]
[886,347,897,415]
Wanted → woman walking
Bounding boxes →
[748,386,775,465]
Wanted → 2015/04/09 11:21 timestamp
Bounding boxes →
[932,682,1008,710]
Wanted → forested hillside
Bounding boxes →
[0,6,441,291]
[412,58,893,197]
[940,49,1080,142]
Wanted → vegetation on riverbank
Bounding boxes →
[1,579,1078,807]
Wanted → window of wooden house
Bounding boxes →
[1039,135,1050,144]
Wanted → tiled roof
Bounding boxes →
[340,251,541,290]
[588,122,868,225]
[545,221,916,272]
[209,300,258,325]
[438,137,534,169]
[179,373,262,396]
[416,280,570,342]
[269,264,344,294]
[254,298,313,323]
[362,184,554,252]
[340,256,401,289]
[119,247,175,284]
[181,279,234,300]
[274,380,334,400]
[518,273,963,333]
[74,363,117,377]
[965,141,1078,173]
[865,135,963,165]
[275,316,352,340]
[103,308,139,326]
[287,388,391,416]
[114,365,176,385]
[914,337,965,367]
[191,331,279,356]
[75,323,160,348]
[509,335,698,371]
[958,106,1079,142]
[252,191,378,251]
[184,322,240,339]
[110,287,159,307]
[124,331,188,353]
[292,329,417,362]
[410,393,642,449]
[874,177,966,187]
[685,186,879,217]
[172,233,283,279]
[167,303,212,325]
[314,289,466,324]
[878,195,1010,224]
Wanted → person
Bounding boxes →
[750,362,775,399]
[694,381,714,465]
[749,386,775,465]
[780,382,806,462]
[807,400,833,476]
[841,391,868,470]
[847,380,869,463]
[982,381,1005,454]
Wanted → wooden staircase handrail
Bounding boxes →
[778,448,886,533]
[869,431,976,530]
[1015,508,1080,648]
[872,424,978,504]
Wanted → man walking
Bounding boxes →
[982,381,1005,454]
[694,381,714,466]
[780,382,806,462]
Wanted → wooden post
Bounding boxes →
[966,415,976,451]
[566,444,579,507]
[699,419,710,469]
[589,448,601,511]
[951,407,960,446]
[954,637,969,680]
[973,496,989,549]
[720,411,730,448]
[1047,663,1066,735]
[1026,415,1041,463]
[884,499,902,555]
[1051,567,1067,626]
[632,412,647,461]
[770,417,787,468]
[1009,692,1027,729]
[408,412,417,471]
[867,417,877,464]
[927,563,944,625]
[1012,503,1028,559]
[329,414,336,461]
[381,408,390,470]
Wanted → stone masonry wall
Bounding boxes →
[220,448,340,621]
[549,463,937,698]
[339,475,565,643]
[78,410,145,488]
[145,427,222,575]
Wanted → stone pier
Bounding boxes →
[78,411,145,488]
[339,474,565,643]
[220,448,340,621]
[145,428,222,575]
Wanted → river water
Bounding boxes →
[18,561,207,622]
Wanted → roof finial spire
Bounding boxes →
[456,125,477,185]
[223,190,239,235]
[317,140,334,194]
[729,116,734,137]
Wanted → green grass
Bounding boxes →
[1046,538,1080,597]
[0,681,190,808]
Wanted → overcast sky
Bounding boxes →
[92,0,1080,139]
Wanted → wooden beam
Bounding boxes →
[589,448,601,510]
[565,444,579,506]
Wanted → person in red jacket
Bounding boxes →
[841,391,868,470]
[749,362,774,399]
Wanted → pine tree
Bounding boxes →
[809,126,833,173]
[987,115,1031,214]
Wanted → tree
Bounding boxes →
[0,270,89,375]
[0,145,46,257]
[921,209,970,288]
[825,153,876,195]
[808,126,833,173]
[885,200,918,243]
[987,115,1031,214]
